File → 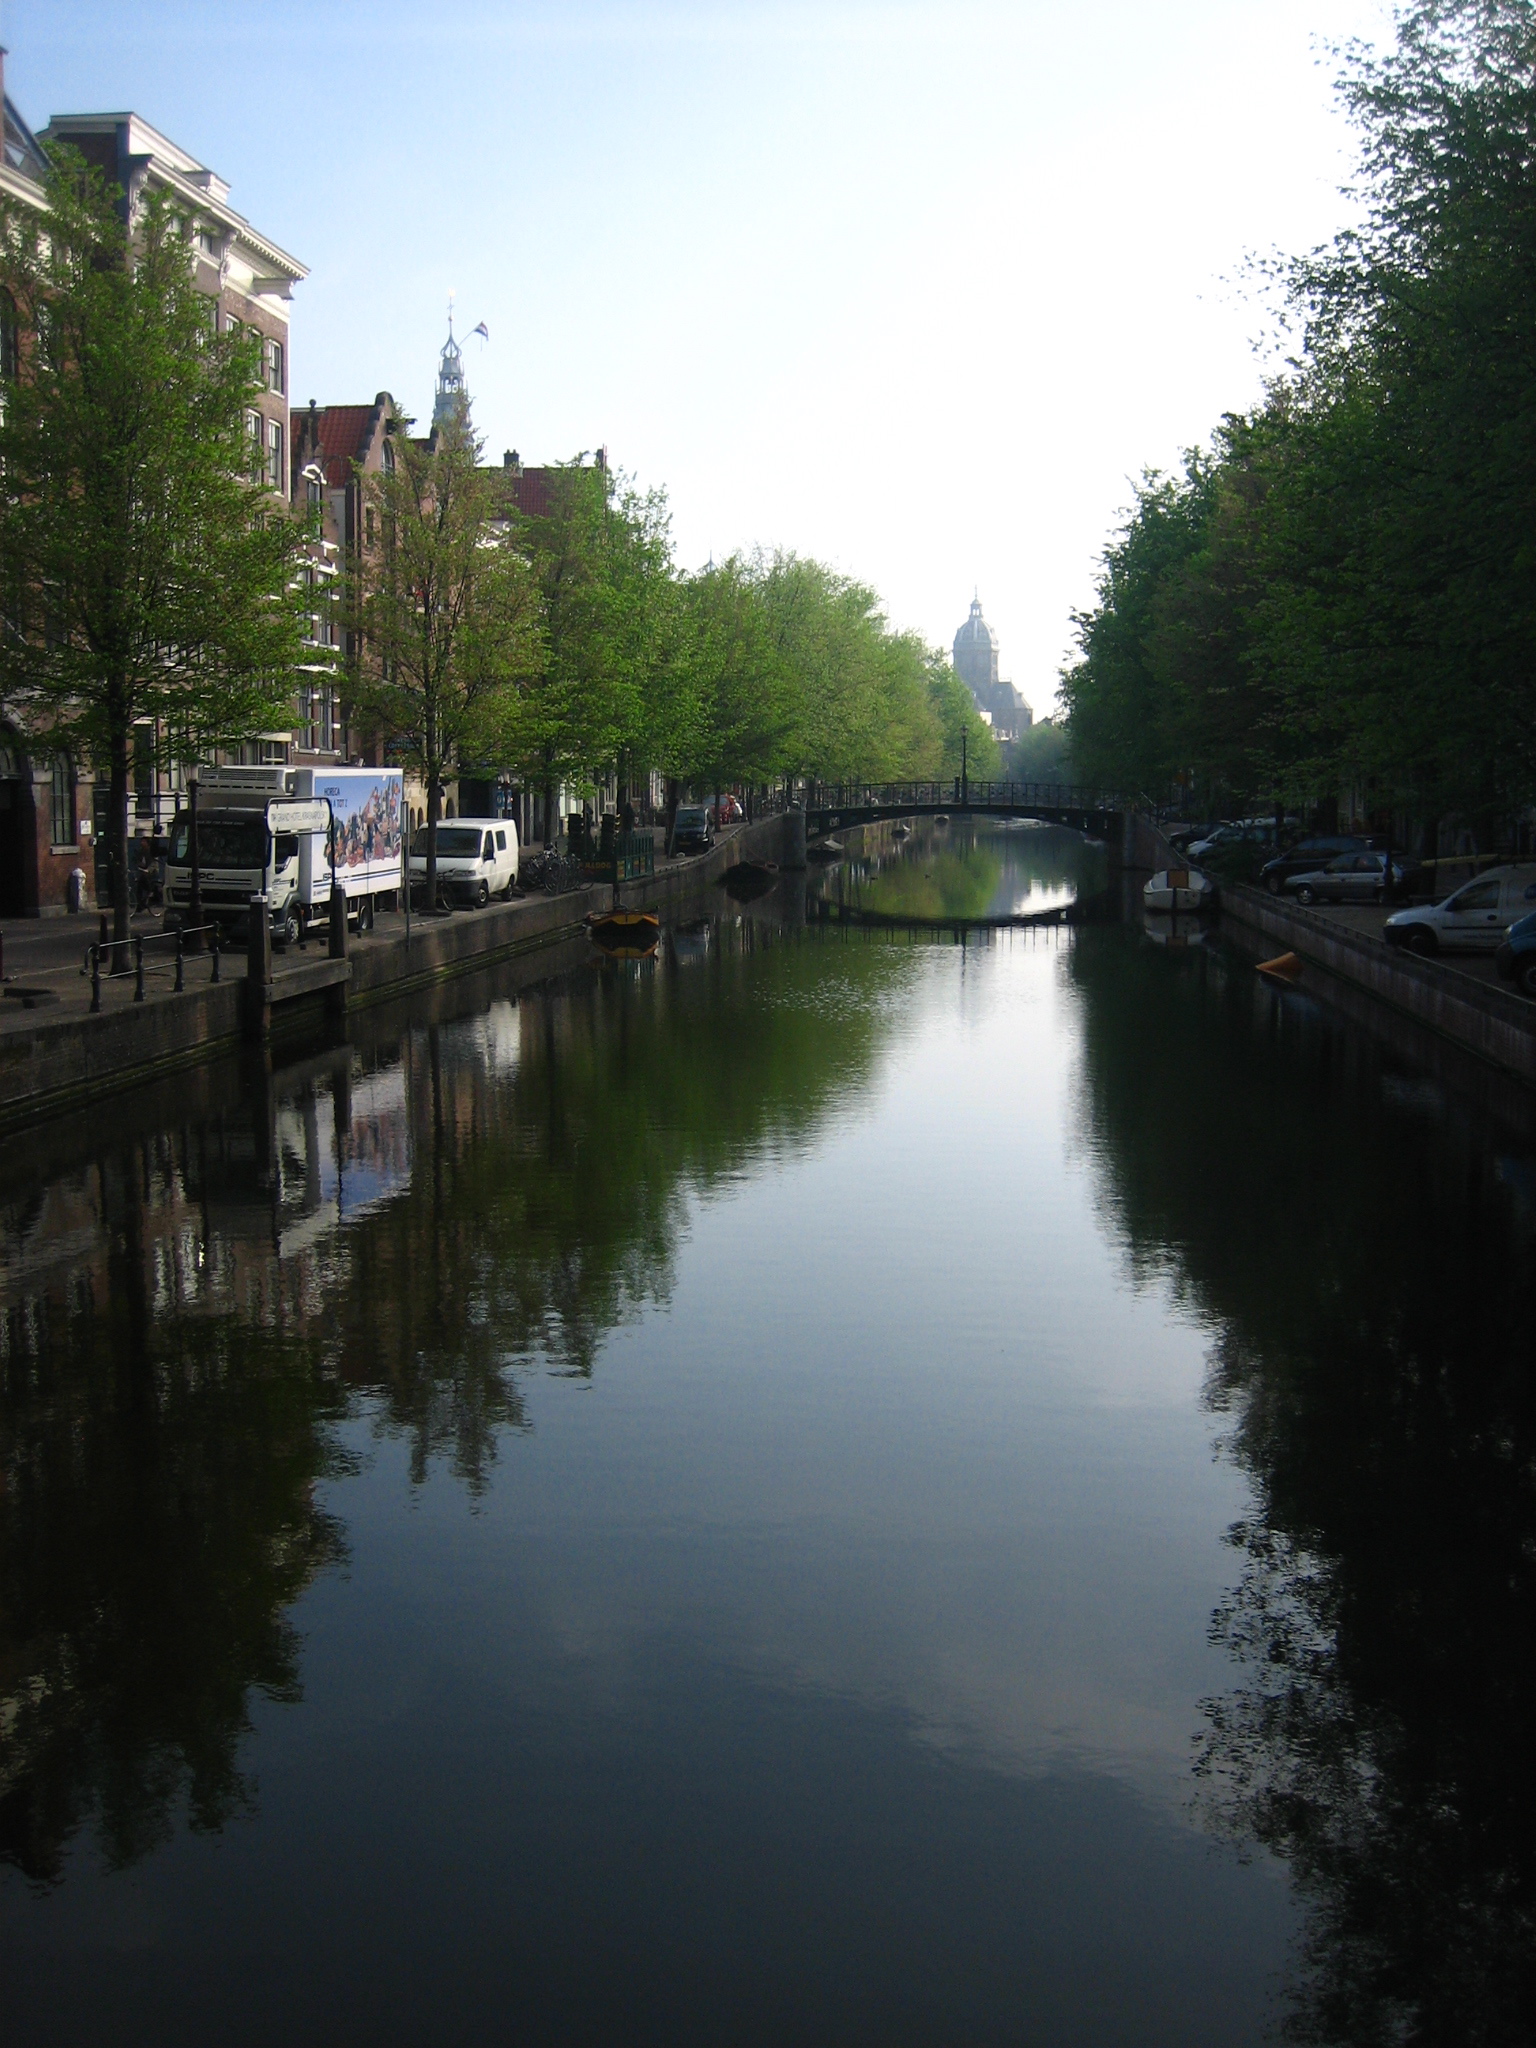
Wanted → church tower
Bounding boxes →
[952,595,999,697]
[432,305,471,434]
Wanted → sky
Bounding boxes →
[8,0,1392,715]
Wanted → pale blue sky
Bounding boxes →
[10,0,1388,713]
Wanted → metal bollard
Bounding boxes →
[90,943,101,1013]
[174,925,185,992]
[133,935,145,1001]
[210,924,221,983]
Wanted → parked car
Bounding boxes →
[1495,910,1536,997]
[1285,850,1406,905]
[712,795,744,826]
[1258,835,1376,894]
[408,819,518,907]
[1186,819,1281,860]
[671,804,714,855]
[1384,864,1536,955]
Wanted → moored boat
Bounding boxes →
[723,860,780,899]
[587,908,660,940]
[806,840,843,863]
[1142,867,1214,913]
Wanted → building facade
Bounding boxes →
[953,595,1032,743]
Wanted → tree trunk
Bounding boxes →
[109,717,131,974]
[426,772,443,913]
[543,742,557,853]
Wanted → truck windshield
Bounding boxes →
[170,815,268,869]
[412,826,483,857]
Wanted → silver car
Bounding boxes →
[1285,850,1403,906]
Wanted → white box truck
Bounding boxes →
[165,765,405,944]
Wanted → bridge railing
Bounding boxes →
[805,780,1122,814]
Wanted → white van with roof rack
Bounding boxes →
[1384,864,1536,955]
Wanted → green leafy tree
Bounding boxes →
[0,149,308,955]
[349,416,540,906]
[508,462,673,843]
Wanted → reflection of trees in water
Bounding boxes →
[0,1152,349,1884]
[1068,928,1536,2044]
[819,824,1099,922]
[0,917,892,1883]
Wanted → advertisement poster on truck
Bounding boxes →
[316,770,402,889]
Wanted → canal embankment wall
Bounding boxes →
[1219,883,1536,1091]
[0,812,801,1134]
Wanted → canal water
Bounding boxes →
[3,823,1532,2044]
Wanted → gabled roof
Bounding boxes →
[292,397,397,490]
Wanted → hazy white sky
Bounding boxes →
[12,0,1390,713]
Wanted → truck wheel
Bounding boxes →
[277,910,298,948]
[475,879,489,908]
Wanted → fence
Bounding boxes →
[83,922,222,1013]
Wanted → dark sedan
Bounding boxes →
[671,805,714,855]
[1258,835,1375,894]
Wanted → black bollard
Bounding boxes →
[210,924,221,984]
[328,885,348,961]
[174,925,185,992]
[133,935,145,1002]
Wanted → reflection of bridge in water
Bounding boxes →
[804,780,1123,838]
[806,896,1091,936]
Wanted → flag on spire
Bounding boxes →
[471,322,489,341]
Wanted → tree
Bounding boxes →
[349,416,539,907]
[506,461,673,845]
[0,149,308,958]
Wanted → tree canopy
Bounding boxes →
[1063,0,1536,841]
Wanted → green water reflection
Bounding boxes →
[1068,928,1536,2044]
[813,818,1101,921]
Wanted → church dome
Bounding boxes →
[954,595,998,650]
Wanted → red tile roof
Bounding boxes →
[290,403,384,490]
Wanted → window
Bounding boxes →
[1453,878,1502,912]
[306,470,322,509]
[266,336,284,394]
[267,418,284,493]
[132,723,155,818]
[246,409,264,480]
[365,506,376,548]
[0,288,16,380]
[50,754,74,846]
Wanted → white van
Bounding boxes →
[1384,864,1536,955]
[408,818,519,908]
